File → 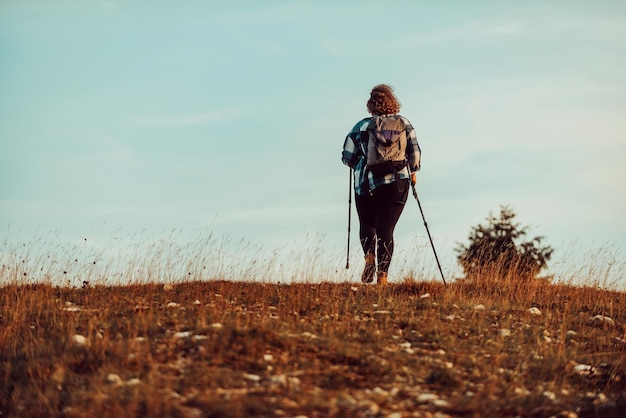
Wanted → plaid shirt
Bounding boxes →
[342,115,421,195]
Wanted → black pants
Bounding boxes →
[355,180,409,273]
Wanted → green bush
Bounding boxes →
[456,206,554,281]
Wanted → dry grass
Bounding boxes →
[1,275,625,418]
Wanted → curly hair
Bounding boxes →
[366,84,401,115]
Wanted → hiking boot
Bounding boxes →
[377,271,388,286]
[361,253,376,283]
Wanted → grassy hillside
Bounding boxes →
[1,279,625,417]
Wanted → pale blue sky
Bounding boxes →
[1,1,625,286]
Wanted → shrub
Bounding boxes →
[456,206,554,281]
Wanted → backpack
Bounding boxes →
[366,115,407,176]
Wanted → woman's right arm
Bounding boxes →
[342,134,358,168]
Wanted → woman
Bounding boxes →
[342,84,421,285]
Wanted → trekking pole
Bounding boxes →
[411,184,447,286]
[345,168,352,269]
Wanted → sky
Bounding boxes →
[1,1,625,287]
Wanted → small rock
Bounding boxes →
[174,331,191,339]
[72,335,88,346]
[167,302,180,308]
[372,387,387,395]
[271,375,287,385]
[106,373,123,386]
[210,323,223,329]
[421,293,431,299]
[192,335,208,341]
[612,337,626,345]
[565,330,577,339]
[514,387,530,396]
[263,354,274,362]
[243,373,261,382]
[125,378,141,386]
[543,390,556,401]
[417,393,439,403]
[499,329,511,338]
[528,307,542,316]
[590,315,615,327]
[473,304,486,311]
[433,399,451,408]
[572,364,594,376]
[193,300,201,305]
[357,400,379,414]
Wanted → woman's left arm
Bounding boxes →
[405,120,421,172]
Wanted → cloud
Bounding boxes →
[54,131,145,170]
[212,203,342,225]
[547,14,626,40]
[483,22,523,35]
[0,0,136,14]
[209,2,314,25]
[132,109,241,128]
[422,73,626,154]
[401,20,523,48]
